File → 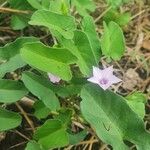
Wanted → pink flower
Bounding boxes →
[87,66,122,90]
[48,73,61,83]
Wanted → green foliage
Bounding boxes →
[22,71,60,111]
[52,30,100,76]
[55,78,87,97]
[69,130,87,145]
[0,108,22,131]
[26,0,50,10]
[82,16,101,64]
[72,0,96,16]
[26,0,43,10]
[105,0,131,7]
[126,92,147,118]
[21,42,77,81]
[25,141,46,150]
[104,9,131,26]
[0,79,28,103]
[0,37,37,78]
[73,30,99,75]
[55,108,73,126]
[0,0,143,149]
[81,84,150,150]
[49,0,69,14]
[33,101,51,119]
[101,21,125,60]
[29,10,76,39]
[8,0,33,30]
[34,119,69,149]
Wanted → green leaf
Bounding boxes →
[126,92,147,118]
[22,72,60,111]
[22,70,83,99]
[26,0,50,10]
[106,0,122,7]
[114,12,131,26]
[11,15,29,30]
[104,9,131,26]
[34,119,69,149]
[25,141,46,150]
[49,0,70,14]
[0,108,22,131]
[81,84,150,150]
[29,10,76,39]
[0,79,28,103]
[21,42,77,81]
[73,30,98,75]
[101,21,125,60]
[51,30,98,76]
[72,0,96,16]
[27,0,42,9]
[55,108,73,126]
[8,0,33,30]
[0,37,38,78]
[49,0,62,13]
[42,0,50,9]
[82,16,101,64]
[33,101,50,119]
[55,78,87,98]
[69,130,87,145]
[105,0,130,7]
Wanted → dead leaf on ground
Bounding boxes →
[142,40,150,50]
[122,68,143,91]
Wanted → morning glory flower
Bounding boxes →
[48,73,61,83]
[87,66,122,90]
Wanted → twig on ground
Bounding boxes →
[94,6,112,23]
[16,102,35,132]
[0,7,31,14]
[8,141,27,150]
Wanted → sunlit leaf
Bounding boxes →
[101,21,125,60]
[21,42,77,81]
[29,10,76,39]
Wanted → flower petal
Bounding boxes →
[98,81,112,90]
[48,73,61,83]
[101,65,114,78]
[109,75,122,84]
[87,77,99,84]
[93,66,102,78]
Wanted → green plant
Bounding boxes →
[0,0,149,150]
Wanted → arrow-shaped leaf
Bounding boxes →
[81,84,150,150]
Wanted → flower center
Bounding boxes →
[99,78,108,85]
